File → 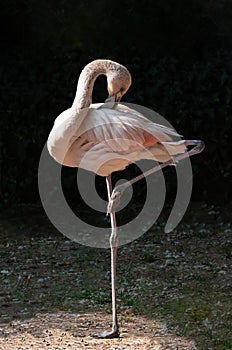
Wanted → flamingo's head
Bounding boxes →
[107,63,132,103]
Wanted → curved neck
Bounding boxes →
[72,61,108,110]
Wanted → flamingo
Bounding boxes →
[47,59,204,338]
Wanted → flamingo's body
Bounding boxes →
[48,103,186,176]
[47,59,204,338]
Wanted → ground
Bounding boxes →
[0,202,231,349]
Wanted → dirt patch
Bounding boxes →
[0,312,196,350]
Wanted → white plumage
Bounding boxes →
[47,102,186,176]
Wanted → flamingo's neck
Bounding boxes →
[72,61,107,110]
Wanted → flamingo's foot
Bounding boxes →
[91,329,120,339]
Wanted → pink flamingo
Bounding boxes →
[47,59,204,338]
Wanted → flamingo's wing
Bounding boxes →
[48,104,186,175]
[75,104,180,154]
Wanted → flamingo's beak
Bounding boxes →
[106,90,122,103]
[105,95,116,103]
[115,91,123,102]
[103,91,123,109]
[101,94,117,109]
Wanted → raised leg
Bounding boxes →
[107,140,205,215]
[91,175,120,338]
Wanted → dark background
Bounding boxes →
[0,0,232,214]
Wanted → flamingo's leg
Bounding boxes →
[91,175,119,339]
[107,140,205,215]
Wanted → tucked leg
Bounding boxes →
[107,140,205,215]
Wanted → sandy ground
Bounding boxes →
[0,312,196,350]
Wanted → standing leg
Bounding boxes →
[106,175,119,336]
[92,175,119,338]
